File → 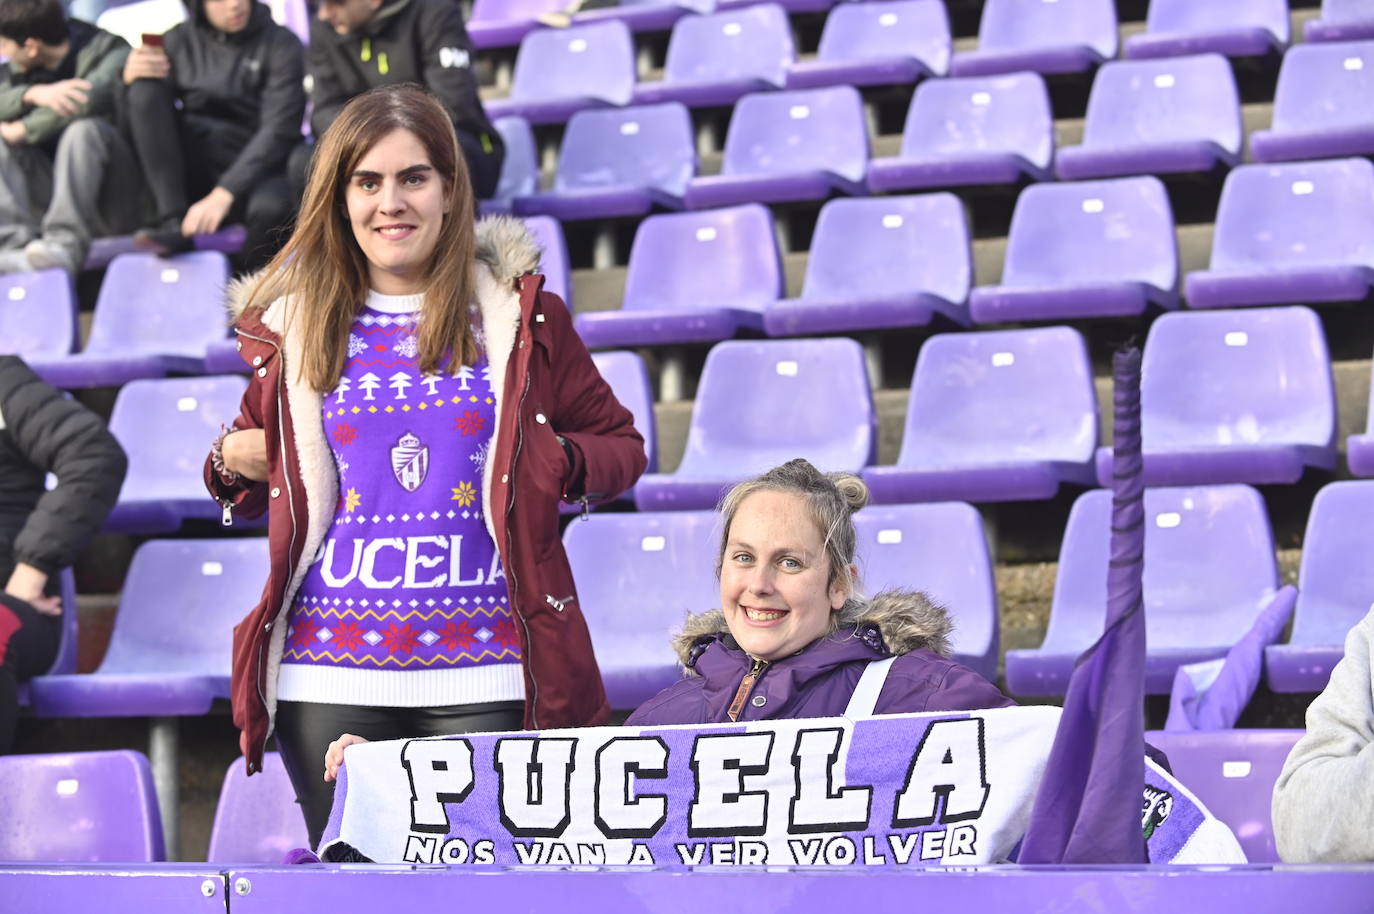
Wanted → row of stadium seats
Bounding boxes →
[479,3,1372,123]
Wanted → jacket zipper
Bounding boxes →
[236,327,298,771]
[727,658,768,722]
[506,325,538,728]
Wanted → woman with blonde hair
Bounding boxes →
[206,83,645,846]
[627,458,1010,725]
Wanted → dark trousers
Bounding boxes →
[275,698,524,848]
[0,593,60,754]
[124,78,297,270]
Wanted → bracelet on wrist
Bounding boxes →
[212,424,243,485]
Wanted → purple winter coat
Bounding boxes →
[626,590,1013,726]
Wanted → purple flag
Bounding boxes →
[1165,585,1297,732]
[1019,347,1147,864]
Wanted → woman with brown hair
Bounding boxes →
[205,83,645,847]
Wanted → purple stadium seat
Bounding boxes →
[483,20,635,125]
[522,214,572,308]
[573,0,713,33]
[683,86,869,209]
[1125,0,1289,60]
[478,116,537,216]
[466,0,562,50]
[25,251,230,389]
[204,338,248,374]
[969,176,1179,323]
[0,750,165,862]
[1056,54,1242,180]
[717,0,834,10]
[785,0,951,90]
[1307,0,1374,41]
[634,338,875,510]
[103,376,250,534]
[764,193,971,336]
[1251,41,1374,163]
[863,327,1097,504]
[29,538,269,718]
[1006,484,1285,696]
[513,103,695,220]
[564,510,719,708]
[866,72,1053,192]
[0,269,77,360]
[1265,482,1374,692]
[1144,729,1303,863]
[207,752,309,863]
[83,225,245,271]
[561,351,658,516]
[1348,359,1374,475]
[633,4,794,107]
[1185,159,1374,309]
[1094,307,1336,487]
[949,0,1118,77]
[853,503,998,681]
[574,204,781,348]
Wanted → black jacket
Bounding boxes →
[0,357,126,584]
[0,20,129,149]
[159,0,305,197]
[307,0,500,156]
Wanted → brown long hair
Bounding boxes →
[245,84,477,393]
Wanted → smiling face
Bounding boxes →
[720,490,852,663]
[344,128,451,295]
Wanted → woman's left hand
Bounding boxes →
[324,732,369,782]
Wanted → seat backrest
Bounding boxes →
[509,20,635,106]
[853,502,997,671]
[1048,485,1280,653]
[490,116,538,204]
[1270,41,1374,135]
[84,251,230,358]
[816,0,951,74]
[1144,0,1290,43]
[1081,54,1240,153]
[109,375,250,503]
[623,204,782,313]
[677,338,875,476]
[522,215,572,307]
[1291,481,1374,647]
[1000,176,1178,293]
[975,0,1117,58]
[591,350,658,474]
[0,750,164,861]
[801,194,971,306]
[207,752,309,863]
[1209,159,1374,272]
[1140,307,1335,451]
[720,86,869,183]
[564,510,720,671]
[899,72,1053,169]
[555,103,696,197]
[470,0,564,25]
[98,538,270,676]
[1322,0,1374,24]
[0,270,76,360]
[1144,729,1303,864]
[899,327,1097,467]
[663,4,795,87]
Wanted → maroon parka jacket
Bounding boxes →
[205,218,646,773]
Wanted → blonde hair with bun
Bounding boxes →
[716,458,868,628]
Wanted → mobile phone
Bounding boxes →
[141,32,163,48]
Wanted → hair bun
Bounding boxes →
[830,473,869,512]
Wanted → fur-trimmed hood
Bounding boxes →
[671,589,954,673]
[225,214,544,320]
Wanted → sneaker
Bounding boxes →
[134,222,194,256]
[23,238,79,274]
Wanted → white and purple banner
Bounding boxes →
[320,707,1243,866]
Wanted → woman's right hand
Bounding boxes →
[222,428,270,482]
[324,733,369,782]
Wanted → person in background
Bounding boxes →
[208,85,644,848]
[0,355,126,753]
[290,0,502,202]
[122,0,304,269]
[0,0,137,274]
